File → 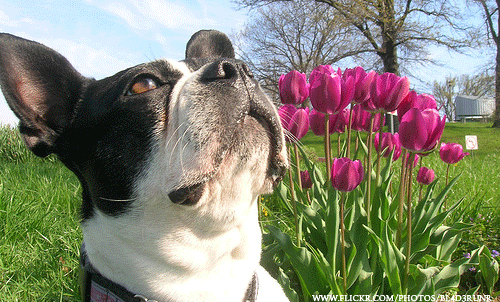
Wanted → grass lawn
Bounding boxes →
[0,159,82,301]
[0,122,499,300]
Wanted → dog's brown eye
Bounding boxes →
[126,78,158,95]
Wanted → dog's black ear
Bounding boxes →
[185,30,235,59]
[0,33,85,157]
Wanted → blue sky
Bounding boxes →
[0,0,492,125]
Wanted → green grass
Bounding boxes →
[0,122,499,300]
[1,127,82,301]
[265,122,500,268]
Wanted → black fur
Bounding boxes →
[0,30,285,222]
[0,30,237,220]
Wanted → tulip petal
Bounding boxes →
[331,158,363,192]
[399,108,429,152]
[309,109,326,136]
[278,104,297,131]
[288,107,309,141]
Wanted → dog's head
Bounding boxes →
[0,30,287,222]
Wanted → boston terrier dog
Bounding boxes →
[0,30,289,301]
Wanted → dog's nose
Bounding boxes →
[201,59,252,81]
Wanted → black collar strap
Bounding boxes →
[80,243,259,302]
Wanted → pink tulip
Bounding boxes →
[279,70,309,104]
[399,108,446,154]
[416,167,435,185]
[397,91,437,122]
[278,105,309,142]
[374,132,402,161]
[406,152,420,168]
[362,72,410,113]
[300,170,313,189]
[351,104,385,132]
[330,108,349,134]
[309,108,327,136]
[331,157,364,192]
[309,64,335,84]
[278,104,297,131]
[439,143,469,164]
[309,108,349,135]
[309,66,353,115]
[342,67,376,104]
[371,112,386,133]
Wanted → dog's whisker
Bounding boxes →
[167,122,188,166]
[165,121,186,151]
[178,126,194,176]
[169,124,192,170]
[98,196,137,202]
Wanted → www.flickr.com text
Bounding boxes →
[311,295,493,302]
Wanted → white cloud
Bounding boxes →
[90,0,217,32]
[0,9,35,27]
[42,38,138,78]
[101,2,152,30]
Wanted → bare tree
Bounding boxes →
[433,76,457,121]
[458,72,495,97]
[473,0,500,127]
[433,72,495,121]
[233,0,370,96]
[234,0,475,76]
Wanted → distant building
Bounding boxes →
[454,95,495,122]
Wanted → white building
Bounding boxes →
[454,95,495,121]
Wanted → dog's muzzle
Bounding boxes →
[168,59,287,205]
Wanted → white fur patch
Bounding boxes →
[82,59,288,301]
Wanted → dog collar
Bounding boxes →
[80,243,259,302]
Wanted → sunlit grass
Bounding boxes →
[0,122,499,300]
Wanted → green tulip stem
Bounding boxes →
[346,105,354,157]
[396,148,408,247]
[365,114,375,224]
[287,146,300,248]
[419,184,424,202]
[375,117,384,187]
[355,135,359,154]
[444,163,451,210]
[337,133,342,157]
[340,192,347,294]
[403,151,415,295]
[294,143,302,191]
[417,156,424,202]
[325,114,332,182]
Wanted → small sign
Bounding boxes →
[465,135,478,150]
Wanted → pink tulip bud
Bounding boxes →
[278,104,297,131]
[397,91,437,122]
[406,153,420,168]
[399,108,446,154]
[374,132,402,161]
[439,143,469,164]
[309,108,349,136]
[362,72,410,113]
[330,108,349,134]
[417,167,435,185]
[300,170,313,189]
[342,67,376,104]
[309,65,335,85]
[278,105,309,142]
[309,108,326,136]
[279,70,309,104]
[351,104,385,133]
[331,157,364,192]
[309,66,353,115]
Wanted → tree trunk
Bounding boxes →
[493,34,500,127]
[380,38,400,75]
[379,0,400,75]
